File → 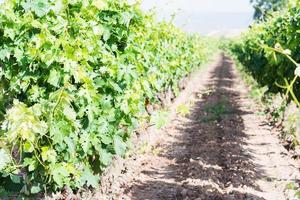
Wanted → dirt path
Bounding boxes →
[94,54,300,200]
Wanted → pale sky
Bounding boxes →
[141,0,254,35]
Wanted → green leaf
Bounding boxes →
[79,167,99,188]
[10,174,21,184]
[51,0,64,14]
[150,110,169,129]
[63,106,77,121]
[113,135,126,156]
[103,28,111,41]
[23,141,34,153]
[41,146,57,163]
[14,48,23,61]
[176,104,190,117]
[64,137,76,157]
[48,69,60,87]
[120,100,129,114]
[0,149,10,171]
[120,12,133,27]
[286,182,296,190]
[79,131,90,154]
[92,0,107,10]
[0,48,10,61]
[4,29,15,40]
[22,0,50,17]
[0,186,11,198]
[295,66,300,77]
[100,134,112,145]
[51,164,69,187]
[23,158,37,172]
[99,149,112,166]
[30,185,41,194]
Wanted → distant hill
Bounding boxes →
[207,28,248,38]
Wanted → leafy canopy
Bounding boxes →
[0,0,210,195]
[250,0,287,20]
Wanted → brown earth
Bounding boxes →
[91,54,300,200]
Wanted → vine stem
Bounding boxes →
[51,88,64,119]
[261,44,300,107]
[287,76,300,108]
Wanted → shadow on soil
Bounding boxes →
[127,55,267,200]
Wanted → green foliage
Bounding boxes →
[176,104,190,117]
[201,96,230,122]
[286,182,300,198]
[229,5,300,197]
[230,0,300,150]
[0,0,210,194]
[230,6,300,106]
[250,0,287,20]
[150,110,169,129]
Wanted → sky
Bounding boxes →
[140,0,254,35]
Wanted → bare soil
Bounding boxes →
[93,54,300,200]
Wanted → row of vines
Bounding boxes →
[0,0,211,196]
[229,0,300,147]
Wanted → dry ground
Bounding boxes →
[92,54,300,200]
